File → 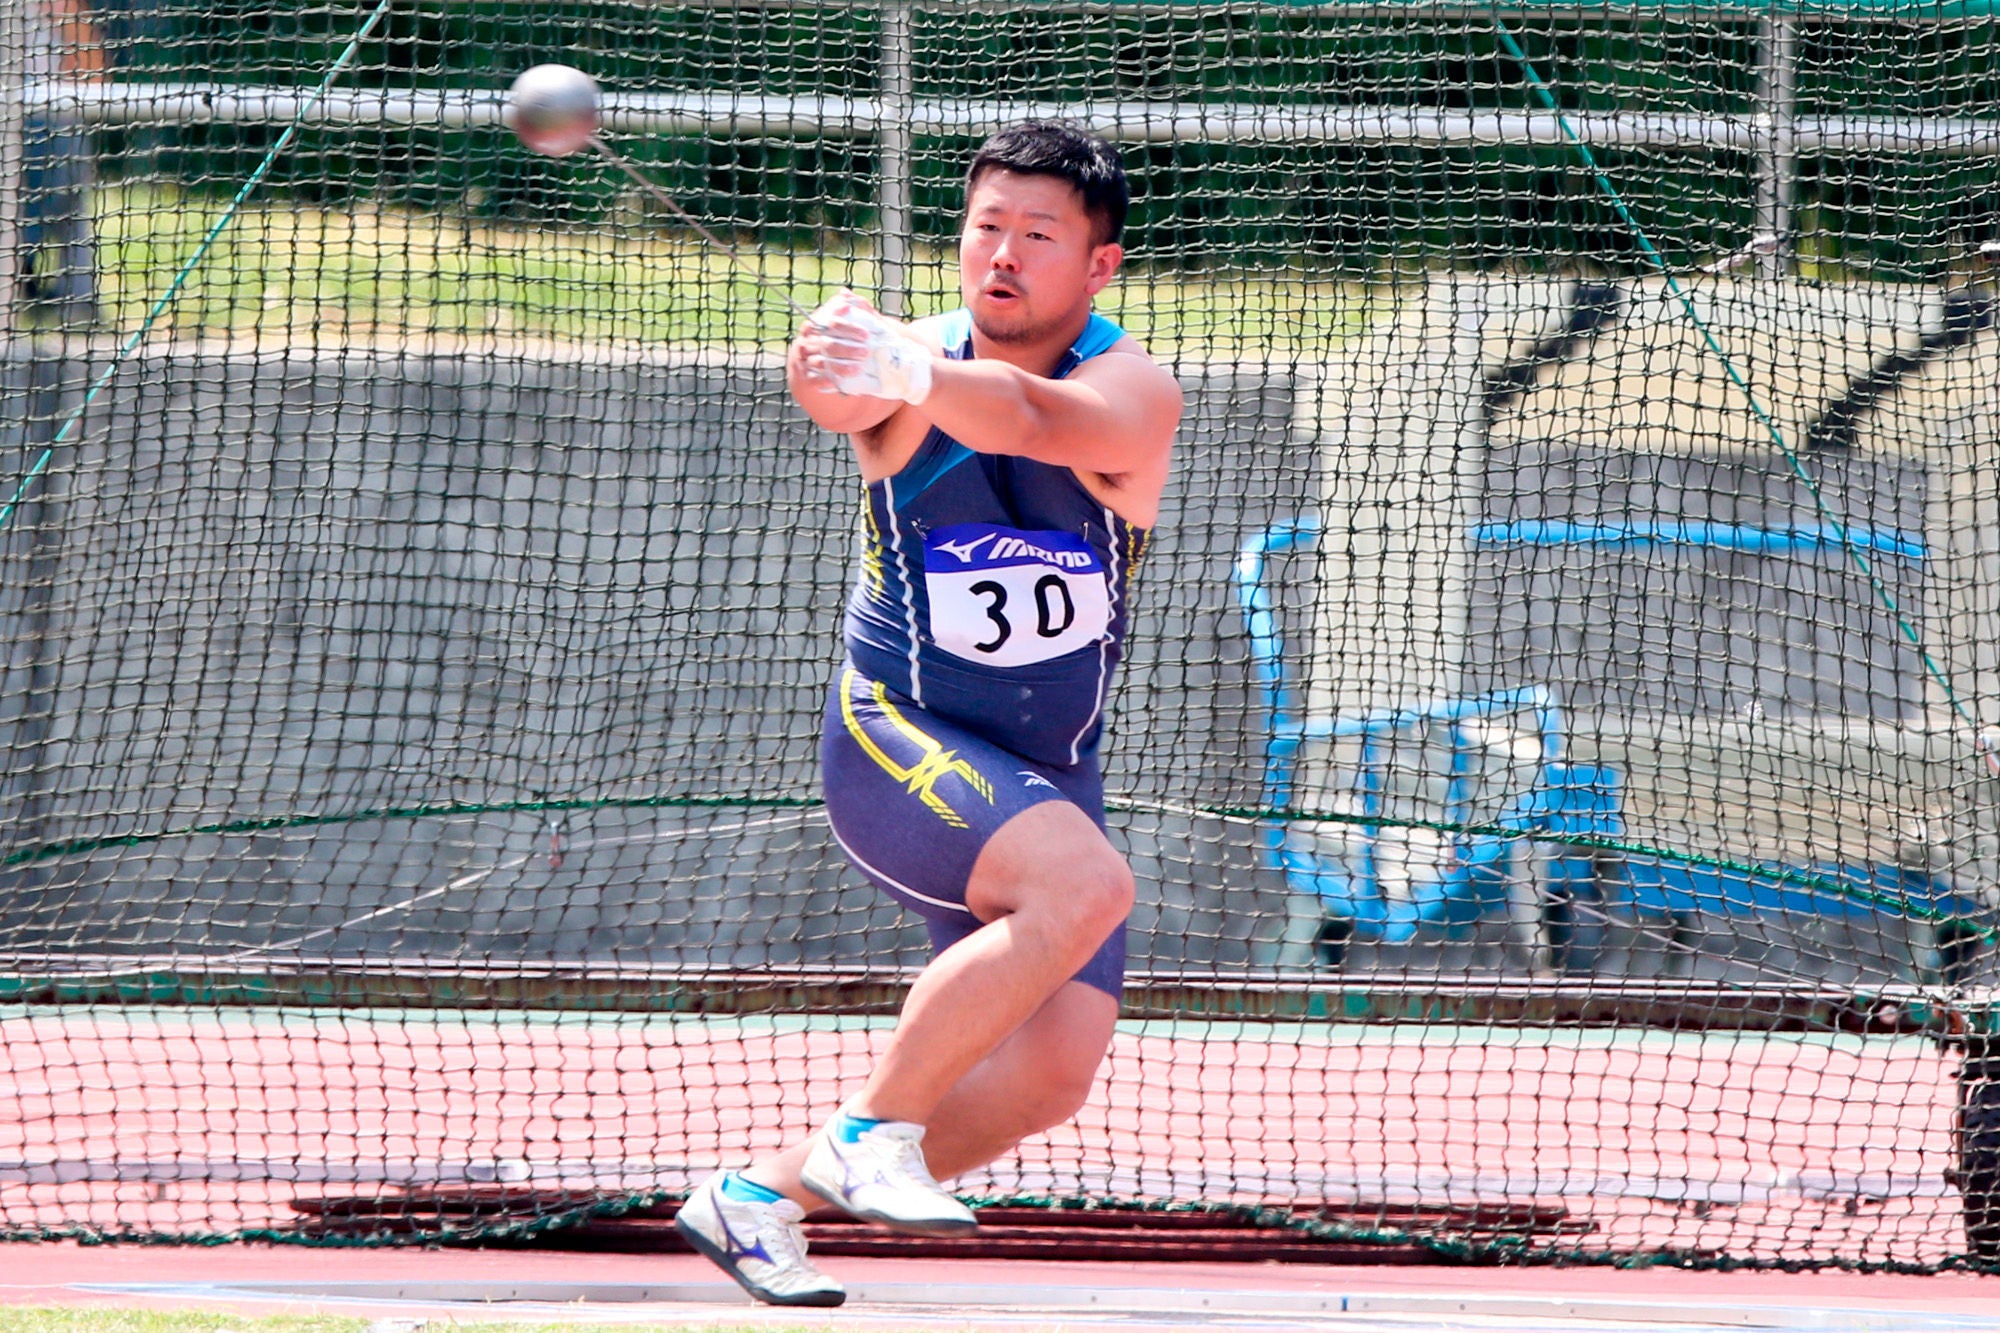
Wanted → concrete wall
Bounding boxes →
[1465,443,1930,719]
[0,345,1304,972]
[4,287,1988,988]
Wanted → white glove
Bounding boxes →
[804,293,934,405]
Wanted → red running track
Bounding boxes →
[0,1009,1967,1268]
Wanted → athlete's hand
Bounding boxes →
[799,291,933,406]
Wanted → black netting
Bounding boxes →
[0,0,1993,1270]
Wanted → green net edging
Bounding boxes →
[2,794,1983,934]
[2,1188,1993,1275]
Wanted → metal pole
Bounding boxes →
[1755,14,1797,279]
[8,341,70,902]
[31,83,2000,158]
[876,0,913,317]
[0,0,55,901]
[0,0,27,343]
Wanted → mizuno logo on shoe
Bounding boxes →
[715,1208,774,1265]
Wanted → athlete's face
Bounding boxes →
[959,169,1122,348]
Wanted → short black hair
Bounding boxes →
[966,121,1128,247]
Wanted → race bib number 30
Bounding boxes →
[923,523,1112,668]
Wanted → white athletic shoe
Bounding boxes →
[799,1117,979,1236]
[674,1172,847,1307]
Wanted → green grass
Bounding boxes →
[0,1312,851,1333]
[0,1318,363,1333]
[90,183,1375,356]
[0,1307,1103,1333]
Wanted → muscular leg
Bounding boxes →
[918,979,1117,1179]
[744,801,1130,1206]
[746,980,1116,1205]
[849,799,1130,1124]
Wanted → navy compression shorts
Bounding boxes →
[820,662,1126,999]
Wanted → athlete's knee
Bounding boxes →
[1021,851,1129,979]
[1072,852,1135,936]
[998,849,1129,972]
[970,806,1133,937]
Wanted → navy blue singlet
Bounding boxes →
[842,309,1149,768]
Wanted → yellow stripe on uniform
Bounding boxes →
[839,667,994,828]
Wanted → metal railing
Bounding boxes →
[5,6,1997,316]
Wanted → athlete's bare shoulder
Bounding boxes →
[1094,332,1179,391]
[1057,332,1180,527]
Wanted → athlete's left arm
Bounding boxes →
[919,344,1182,480]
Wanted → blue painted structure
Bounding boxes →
[1235,517,1618,945]
[1469,518,1928,562]
[1234,518,1980,958]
